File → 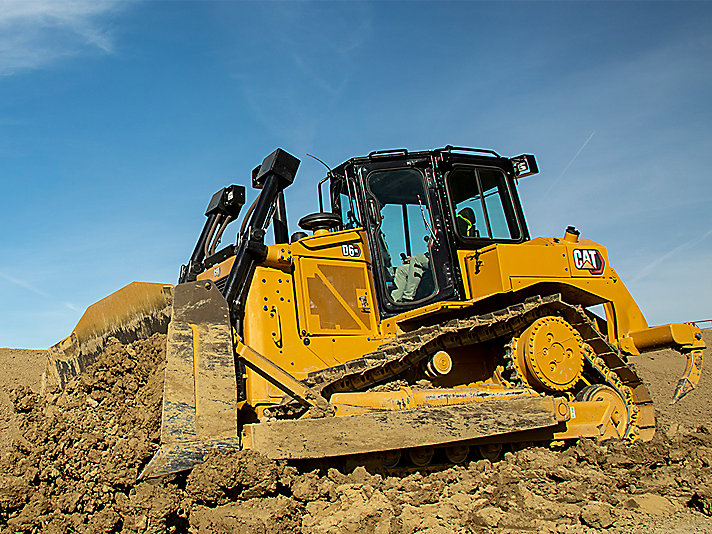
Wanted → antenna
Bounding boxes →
[307,154,333,212]
[306,153,333,174]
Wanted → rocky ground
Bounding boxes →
[0,331,710,533]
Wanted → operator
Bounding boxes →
[456,207,479,237]
[374,198,430,302]
[391,252,430,302]
[376,225,395,281]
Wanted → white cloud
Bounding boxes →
[626,251,712,327]
[630,228,712,284]
[0,0,123,75]
[0,270,78,311]
[0,269,50,298]
[544,131,595,195]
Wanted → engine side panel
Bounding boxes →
[242,231,385,409]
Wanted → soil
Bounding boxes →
[0,348,45,456]
[0,331,711,533]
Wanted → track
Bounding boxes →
[302,294,656,442]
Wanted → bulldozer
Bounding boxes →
[45,146,705,478]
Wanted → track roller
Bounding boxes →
[408,446,435,466]
[425,351,453,378]
[477,443,503,461]
[381,450,401,468]
[444,444,470,464]
[510,441,534,452]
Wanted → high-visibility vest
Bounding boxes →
[457,212,475,237]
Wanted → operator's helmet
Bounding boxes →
[457,207,476,236]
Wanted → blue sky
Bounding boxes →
[1,1,711,348]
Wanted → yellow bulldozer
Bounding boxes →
[45,146,705,478]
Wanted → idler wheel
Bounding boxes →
[576,384,630,438]
[444,444,470,464]
[408,446,434,467]
[515,316,584,392]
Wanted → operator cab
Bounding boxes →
[329,146,536,318]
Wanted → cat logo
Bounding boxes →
[572,249,605,275]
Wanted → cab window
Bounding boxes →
[447,166,521,240]
[332,178,361,229]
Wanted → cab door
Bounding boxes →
[356,155,457,317]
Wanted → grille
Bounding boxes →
[214,276,228,293]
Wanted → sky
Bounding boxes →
[1,1,711,349]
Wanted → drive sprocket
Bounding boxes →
[514,316,585,392]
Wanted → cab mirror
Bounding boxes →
[511,154,538,179]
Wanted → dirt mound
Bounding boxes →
[0,335,170,533]
[629,329,712,430]
[0,348,46,456]
[0,349,45,392]
[1,332,711,533]
[187,432,712,533]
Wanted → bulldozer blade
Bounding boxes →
[139,437,241,479]
[44,282,173,391]
[141,280,240,479]
[243,395,569,460]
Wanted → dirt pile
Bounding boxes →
[629,330,712,429]
[180,429,712,534]
[0,348,45,456]
[0,336,171,533]
[1,332,711,533]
